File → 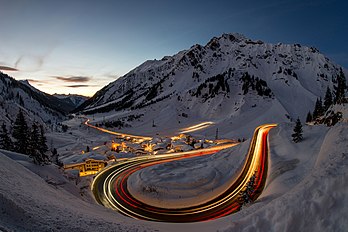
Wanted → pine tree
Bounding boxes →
[28,123,41,164]
[292,118,303,143]
[313,98,324,120]
[323,87,333,111]
[39,125,48,156]
[334,68,347,104]
[27,124,49,165]
[306,111,313,123]
[38,125,49,164]
[239,173,257,206]
[0,123,13,151]
[12,109,29,154]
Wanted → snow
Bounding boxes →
[45,117,117,163]
[126,121,333,210]
[128,141,249,208]
[80,33,346,129]
[155,122,348,231]
[53,93,88,108]
[1,111,348,231]
[0,150,155,232]
[77,33,347,142]
[1,33,348,231]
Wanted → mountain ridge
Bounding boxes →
[76,33,347,136]
[0,72,74,128]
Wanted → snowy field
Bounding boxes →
[128,140,249,208]
[1,118,347,231]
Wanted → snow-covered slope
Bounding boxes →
[78,33,347,136]
[0,72,70,128]
[133,121,348,232]
[128,140,249,208]
[0,150,154,232]
[1,120,347,231]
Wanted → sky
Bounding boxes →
[0,0,347,97]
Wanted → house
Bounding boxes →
[64,159,107,177]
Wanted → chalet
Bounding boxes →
[64,159,107,177]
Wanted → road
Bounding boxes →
[180,121,215,134]
[91,123,276,222]
[84,118,152,141]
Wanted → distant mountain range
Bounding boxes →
[53,93,88,109]
[76,33,347,136]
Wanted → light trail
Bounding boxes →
[91,124,277,222]
[179,121,215,134]
[83,118,152,140]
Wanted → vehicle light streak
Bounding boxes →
[179,121,215,134]
[84,118,152,140]
[91,124,276,222]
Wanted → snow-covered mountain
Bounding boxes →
[0,72,72,128]
[78,33,347,136]
[53,93,88,109]
[1,33,347,232]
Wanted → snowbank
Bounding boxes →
[219,123,348,232]
[0,151,154,231]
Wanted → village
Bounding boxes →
[64,131,233,177]
[110,134,214,155]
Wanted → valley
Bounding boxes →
[0,32,347,231]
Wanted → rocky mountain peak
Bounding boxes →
[76,33,346,134]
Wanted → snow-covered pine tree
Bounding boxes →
[292,118,303,143]
[0,123,13,151]
[239,173,257,206]
[12,109,29,154]
[28,123,42,164]
[324,87,333,111]
[39,125,48,157]
[334,68,347,104]
[312,98,324,120]
[25,123,49,165]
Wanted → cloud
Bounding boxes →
[65,85,92,88]
[104,73,119,79]
[14,55,44,71]
[27,79,46,84]
[53,76,91,82]
[0,65,18,71]
[15,56,23,68]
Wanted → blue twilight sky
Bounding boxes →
[0,0,347,96]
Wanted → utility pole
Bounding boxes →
[215,128,219,140]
